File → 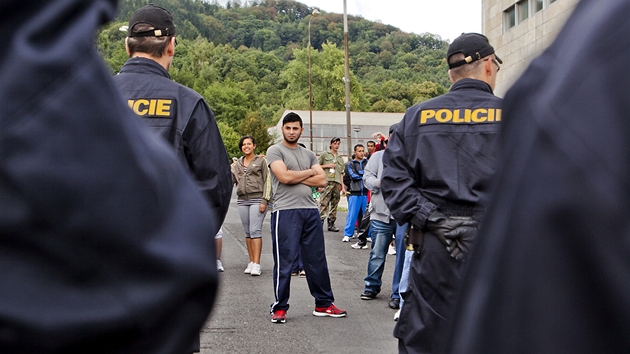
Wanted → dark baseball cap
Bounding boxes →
[447,33,502,69]
[330,137,341,144]
[128,4,176,38]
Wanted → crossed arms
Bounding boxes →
[269,160,327,187]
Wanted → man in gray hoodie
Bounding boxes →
[360,124,405,310]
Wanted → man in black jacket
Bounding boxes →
[113,5,231,352]
[382,33,503,353]
[444,1,630,352]
[113,4,231,223]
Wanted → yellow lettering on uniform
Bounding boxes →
[472,109,487,123]
[156,99,172,116]
[488,108,495,122]
[149,99,157,116]
[464,109,471,123]
[133,99,149,115]
[127,100,134,109]
[452,109,464,123]
[420,110,436,124]
[435,109,453,123]
[496,109,502,122]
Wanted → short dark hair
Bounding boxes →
[367,140,375,146]
[127,23,172,58]
[282,112,303,127]
[353,144,364,152]
[238,135,255,150]
[448,53,485,81]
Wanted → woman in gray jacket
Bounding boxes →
[231,136,272,276]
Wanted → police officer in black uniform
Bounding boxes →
[381,33,503,353]
[1,0,227,352]
[113,4,231,220]
[444,1,630,352]
[113,5,231,353]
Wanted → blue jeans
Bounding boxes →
[398,249,413,309]
[363,219,397,294]
[391,223,408,299]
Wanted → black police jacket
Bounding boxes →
[445,0,630,352]
[382,79,502,227]
[1,0,224,352]
[113,57,231,217]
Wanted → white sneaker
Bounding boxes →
[342,236,351,242]
[217,260,224,272]
[394,309,401,321]
[351,242,368,249]
[250,263,262,276]
[388,244,397,255]
[244,262,253,274]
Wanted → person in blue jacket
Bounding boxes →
[381,33,503,353]
[0,0,228,352]
[342,144,369,242]
[444,1,630,352]
[113,4,231,222]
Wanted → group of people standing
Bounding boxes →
[7,0,630,352]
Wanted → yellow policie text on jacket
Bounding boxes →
[419,108,501,125]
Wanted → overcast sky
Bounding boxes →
[217,0,482,42]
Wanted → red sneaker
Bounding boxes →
[313,303,347,318]
[271,309,287,323]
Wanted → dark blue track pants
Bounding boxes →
[270,208,335,312]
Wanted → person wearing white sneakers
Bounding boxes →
[231,135,272,277]
[216,227,224,272]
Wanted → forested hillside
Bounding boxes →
[97,0,450,157]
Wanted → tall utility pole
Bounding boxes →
[343,0,352,156]
[308,9,319,151]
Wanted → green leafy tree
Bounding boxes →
[237,112,273,154]
[217,121,242,160]
[281,43,369,112]
[203,81,249,127]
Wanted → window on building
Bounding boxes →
[322,126,330,137]
[505,5,516,30]
[505,0,563,33]
[303,124,310,137]
[518,0,529,22]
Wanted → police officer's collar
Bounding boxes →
[450,78,494,94]
[120,57,171,79]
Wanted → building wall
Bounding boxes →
[483,0,579,97]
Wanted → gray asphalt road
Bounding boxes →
[201,190,399,353]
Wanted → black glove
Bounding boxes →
[444,225,478,261]
[425,212,478,260]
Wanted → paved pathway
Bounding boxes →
[201,190,399,353]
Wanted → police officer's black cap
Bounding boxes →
[447,33,502,69]
[330,137,341,144]
[128,4,176,38]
